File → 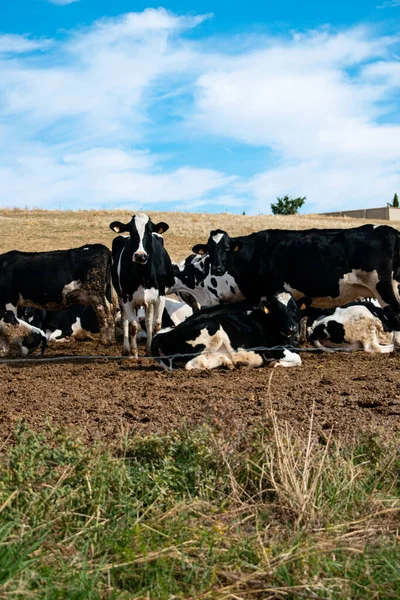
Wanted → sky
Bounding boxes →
[0,1,399,214]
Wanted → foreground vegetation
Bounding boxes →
[0,409,399,599]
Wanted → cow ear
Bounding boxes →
[110,221,128,233]
[192,244,207,255]
[263,306,270,315]
[296,296,312,310]
[231,240,242,252]
[154,222,169,234]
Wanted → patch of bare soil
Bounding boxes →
[0,338,400,447]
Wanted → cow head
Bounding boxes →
[110,213,169,265]
[263,291,301,342]
[192,229,240,276]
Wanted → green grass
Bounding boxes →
[0,418,399,599]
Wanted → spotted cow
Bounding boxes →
[192,225,400,347]
[110,213,174,356]
[0,309,47,357]
[151,291,301,370]
[0,245,115,345]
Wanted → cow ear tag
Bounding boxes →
[263,306,269,314]
[234,245,239,251]
[197,248,205,255]
[300,303,307,310]
[114,225,121,232]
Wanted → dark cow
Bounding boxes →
[168,253,244,310]
[300,299,394,352]
[0,244,115,345]
[0,309,47,357]
[151,291,301,370]
[21,305,100,342]
[110,212,174,356]
[192,225,400,346]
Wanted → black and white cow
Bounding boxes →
[0,309,47,357]
[300,299,394,352]
[151,291,301,370]
[192,225,400,345]
[168,252,244,310]
[110,213,174,356]
[0,244,116,345]
[21,305,100,342]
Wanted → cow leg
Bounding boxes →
[145,303,155,355]
[374,280,400,349]
[154,296,165,334]
[128,320,139,358]
[185,352,234,371]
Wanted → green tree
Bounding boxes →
[388,193,399,208]
[271,195,306,215]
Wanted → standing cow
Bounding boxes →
[192,225,400,345]
[0,245,116,345]
[110,213,174,356]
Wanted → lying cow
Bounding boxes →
[0,244,116,345]
[21,305,99,342]
[168,253,244,310]
[192,225,400,346]
[151,292,301,370]
[302,299,394,352]
[0,309,47,357]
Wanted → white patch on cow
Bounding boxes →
[5,303,17,314]
[158,326,173,335]
[169,256,244,307]
[83,247,89,250]
[212,232,224,244]
[62,280,82,296]
[47,328,64,341]
[21,346,29,356]
[165,298,193,326]
[277,292,291,307]
[117,245,125,285]
[274,349,302,367]
[185,326,264,370]
[285,270,382,308]
[134,212,150,256]
[71,317,83,337]
[131,286,159,308]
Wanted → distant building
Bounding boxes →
[320,207,400,221]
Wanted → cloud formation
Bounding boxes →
[0,10,399,213]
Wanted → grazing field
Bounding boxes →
[1,209,400,598]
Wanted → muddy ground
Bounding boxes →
[0,337,399,447]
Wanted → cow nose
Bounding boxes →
[133,252,148,264]
[212,266,224,276]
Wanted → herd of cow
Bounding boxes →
[1,212,400,369]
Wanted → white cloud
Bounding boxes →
[0,34,52,53]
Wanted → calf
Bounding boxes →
[168,253,244,310]
[0,244,115,345]
[22,305,99,342]
[302,300,394,352]
[110,213,174,356]
[0,309,46,357]
[192,225,400,346]
[151,292,301,370]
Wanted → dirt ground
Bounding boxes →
[1,337,400,446]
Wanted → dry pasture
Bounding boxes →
[0,208,400,446]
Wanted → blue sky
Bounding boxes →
[0,0,399,214]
